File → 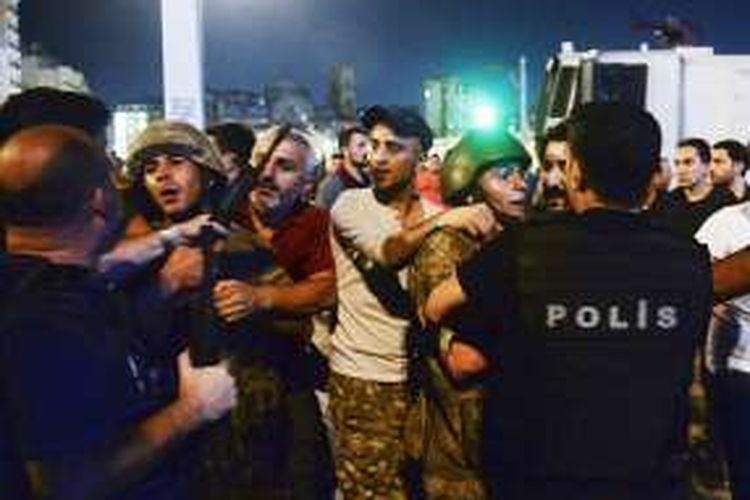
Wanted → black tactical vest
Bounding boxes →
[484,209,712,495]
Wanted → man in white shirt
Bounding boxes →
[328,105,495,498]
[696,201,750,499]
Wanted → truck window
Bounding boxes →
[534,58,557,135]
[592,63,647,106]
[549,66,577,118]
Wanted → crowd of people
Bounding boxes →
[3,86,750,500]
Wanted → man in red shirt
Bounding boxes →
[213,125,337,499]
[109,122,335,498]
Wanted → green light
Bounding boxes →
[471,102,500,130]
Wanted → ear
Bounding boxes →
[641,169,660,208]
[640,170,661,207]
[89,187,106,217]
[566,157,583,192]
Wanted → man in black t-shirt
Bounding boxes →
[426,103,713,500]
[651,137,733,237]
[711,139,748,202]
[0,126,237,499]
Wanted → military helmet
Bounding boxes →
[123,121,227,225]
[124,120,226,181]
[441,129,531,206]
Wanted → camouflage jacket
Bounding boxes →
[405,226,488,499]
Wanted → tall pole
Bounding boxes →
[519,55,529,140]
[161,0,205,127]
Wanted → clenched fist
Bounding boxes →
[177,350,237,423]
[213,279,273,323]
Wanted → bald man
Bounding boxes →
[0,125,236,499]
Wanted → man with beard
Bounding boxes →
[0,125,237,499]
[316,125,370,209]
[328,105,495,499]
[405,129,532,499]
[711,139,748,203]
[212,125,336,498]
[533,123,571,213]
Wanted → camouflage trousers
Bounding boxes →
[189,361,288,499]
[404,359,487,500]
[189,360,334,500]
[329,371,409,500]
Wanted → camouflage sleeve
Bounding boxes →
[409,227,478,316]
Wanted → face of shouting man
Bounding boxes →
[251,134,313,227]
[478,163,530,223]
[143,154,203,220]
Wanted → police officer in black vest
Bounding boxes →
[425,102,713,500]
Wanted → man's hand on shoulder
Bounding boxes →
[436,203,499,241]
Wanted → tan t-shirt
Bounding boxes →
[329,188,441,382]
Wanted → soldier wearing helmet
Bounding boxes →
[125,121,228,226]
[405,129,532,499]
[440,129,532,223]
[426,103,713,500]
[98,121,229,282]
[110,122,335,498]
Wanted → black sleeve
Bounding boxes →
[445,302,496,354]
[457,234,514,318]
[453,234,515,352]
[3,316,128,458]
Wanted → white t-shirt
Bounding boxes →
[329,188,441,382]
[695,201,750,373]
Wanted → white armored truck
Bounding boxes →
[536,42,750,158]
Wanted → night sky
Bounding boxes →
[20,0,750,108]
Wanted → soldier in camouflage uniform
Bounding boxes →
[328,106,497,500]
[406,129,532,499]
[112,122,334,499]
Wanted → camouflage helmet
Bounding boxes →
[441,129,531,206]
[124,121,227,225]
[124,120,226,181]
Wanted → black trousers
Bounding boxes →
[709,370,750,500]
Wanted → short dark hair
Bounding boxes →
[361,105,433,152]
[677,137,711,164]
[206,122,256,166]
[338,125,368,150]
[0,126,110,226]
[537,122,568,159]
[0,87,110,145]
[714,139,748,173]
[567,102,661,207]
